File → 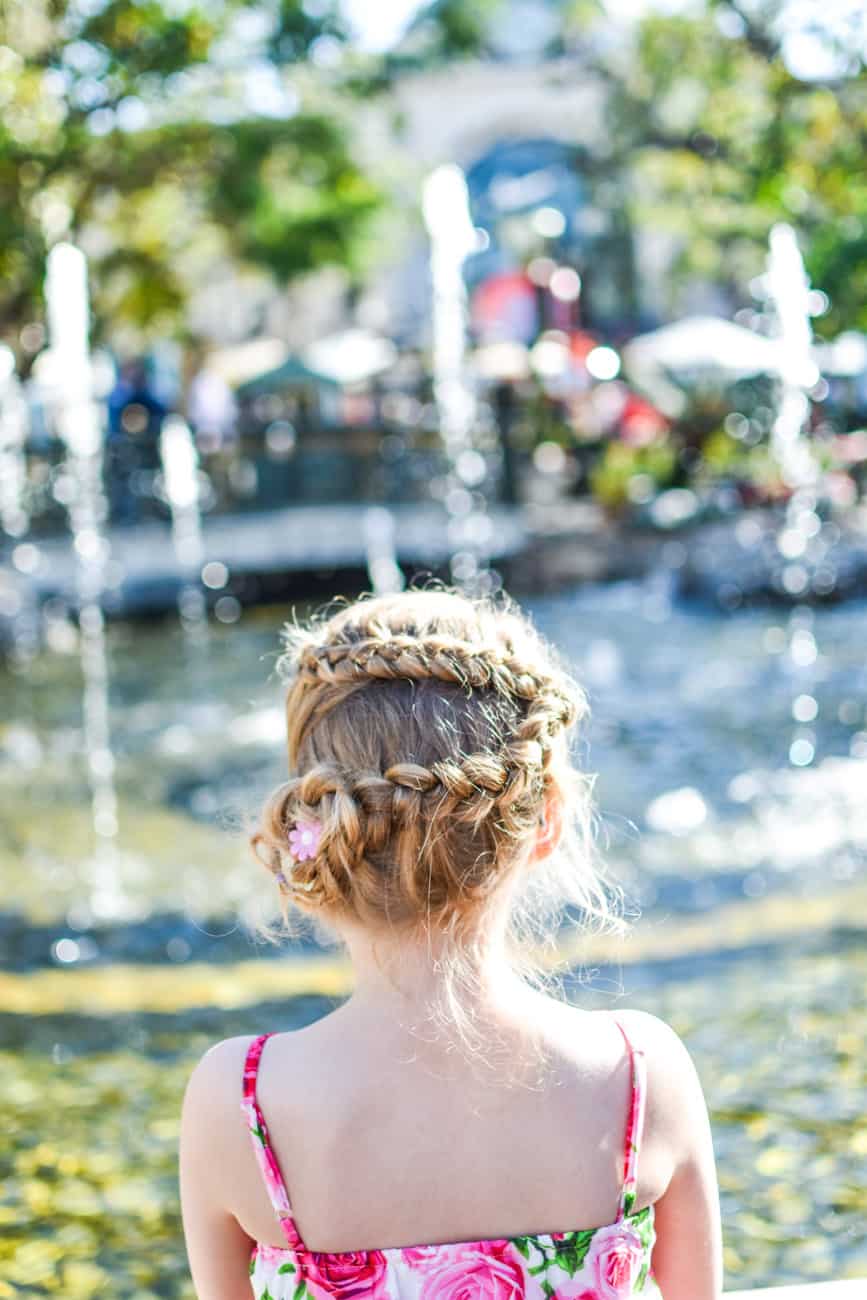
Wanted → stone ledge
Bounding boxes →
[726,1283,865,1299]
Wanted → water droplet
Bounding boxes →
[792,694,818,722]
[53,938,80,964]
[214,595,242,624]
[789,737,815,767]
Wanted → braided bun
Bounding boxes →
[252,588,607,948]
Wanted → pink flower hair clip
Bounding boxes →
[288,819,322,862]
[273,819,322,894]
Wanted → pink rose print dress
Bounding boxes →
[242,1020,662,1300]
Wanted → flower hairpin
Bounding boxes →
[288,819,322,862]
[274,818,322,894]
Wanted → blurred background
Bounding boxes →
[2,1,867,1295]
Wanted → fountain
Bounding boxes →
[159,413,208,642]
[681,222,867,607]
[765,222,824,597]
[363,506,404,594]
[422,164,496,592]
[4,231,867,1300]
[764,225,826,773]
[44,242,123,919]
[0,344,41,664]
[766,224,820,496]
[0,345,30,541]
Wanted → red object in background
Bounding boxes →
[471,273,538,344]
[619,393,669,446]
[569,331,599,364]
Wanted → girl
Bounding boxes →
[180,588,722,1300]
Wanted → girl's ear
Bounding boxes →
[530,791,564,863]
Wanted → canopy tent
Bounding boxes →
[624,316,783,374]
[622,315,786,415]
[235,354,339,400]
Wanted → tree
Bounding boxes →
[0,1,380,347]
[600,1,867,334]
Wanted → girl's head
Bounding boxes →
[252,587,616,1036]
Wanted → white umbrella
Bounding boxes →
[812,331,867,378]
[303,329,398,387]
[623,315,786,415]
[625,315,784,374]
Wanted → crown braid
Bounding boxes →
[252,591,589,931]
[297,633,575,709]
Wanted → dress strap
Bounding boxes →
[613,1018,647,1221]
[241,1034,304,1250]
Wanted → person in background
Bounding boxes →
[187,363,238,454]
[106,358,167,524]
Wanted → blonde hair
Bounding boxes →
[252,586,620,1062]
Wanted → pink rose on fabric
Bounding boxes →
[300,1250,388,1300]
[586,1224,645,1299]
[288,820,321,861]
[419,1242,525,1300]
[402,1246,447,1272]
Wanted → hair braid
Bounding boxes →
[298,634,571,708]
[253,589,608,951]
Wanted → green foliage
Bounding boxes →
[425,0,498,56]
[204,118,379,281]
[701,428,743,473]
[268,0,343,64]
[0,0,380,341]
[589,438,678,509]
[3,0,867,345]
[598,2,867,332]
[387,0,503,68]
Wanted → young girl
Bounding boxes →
[180,588,722,1300]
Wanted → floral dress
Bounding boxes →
[241,1021,662,1300]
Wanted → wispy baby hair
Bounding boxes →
[251,586,618,1054]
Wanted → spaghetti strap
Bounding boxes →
[241,1034,304,1250]
[612,1018,647,1221]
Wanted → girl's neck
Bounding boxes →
[345,924,510,1004]
[313,918,558,1089]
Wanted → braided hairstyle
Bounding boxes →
[252,589,612,963]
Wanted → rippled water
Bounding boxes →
[2,580,867,1294]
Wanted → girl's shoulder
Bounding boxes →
[182,1029,316,1114]
[186,1033,256,1088]
[608,1008,703,1082]
[605,1006,692,1059]
[605,1008,710,1162]
[181,1035,257,1133]
[528,995,696,1079]
[179,1036,262,1205]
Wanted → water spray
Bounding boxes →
[45,242,122,918]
